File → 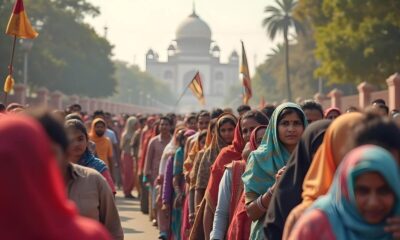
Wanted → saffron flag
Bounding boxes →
[189,72,205,105]
[3,75,15,94]
[6,0,38,39]
[240,41,252,104]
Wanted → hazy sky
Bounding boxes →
[86,0,279,73]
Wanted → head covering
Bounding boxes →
[202,113,237,168]
[0,115,110,240]
[311,145,400,239]
[282,112,364,239]
[242,102,307,200]
[264,120,331,240]
[324,107,342,118]
[189,113,237,239]
[89,118,106,141]
[249,125,268,151]
[204,114,242,210]
[138,120,159,174]
[121,116,138,146]
[242,103,307,239]
[184,129,196,137]
[159,126,186,175]
[78,149,108,173]
[301,112,364,205]
[183,119,216,174]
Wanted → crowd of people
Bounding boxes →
[2,98,400,240]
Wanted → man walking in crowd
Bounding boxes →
[144,116,172,229]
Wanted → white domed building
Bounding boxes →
[145,8,239,112]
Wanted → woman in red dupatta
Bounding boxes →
[203,111,269,239]
[189,113,237,240]
[0,115,111,240]
[226,126,267,240]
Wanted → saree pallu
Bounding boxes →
[120,151,134,196]
[226,193,251,240]
[181,194,191,240]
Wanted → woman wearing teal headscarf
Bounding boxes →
[289,145,400,240]
[242,102,307,239]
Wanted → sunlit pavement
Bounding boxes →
[116,191,159,240]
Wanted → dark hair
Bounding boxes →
[160,116,173,126]
[29,111,69,152]
[261,105,276,119]
[93,110,105,119]
[69,103,82,111]
[277,107,305,126]
[372,99,386,106]
[0,103,5,112]
[351,113,400,152]
[65,119,89,140]
[197,110,211,121]
[139,117,147,125]
[65,113,83,121]
[301,100,323,117]
[242,110,269,125]
[186,114,196,123]
[211,108,224,119]
[237,104,251,113]
[219,117,236,129]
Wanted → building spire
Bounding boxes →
[103,24,108,39]
[190,0,198,17]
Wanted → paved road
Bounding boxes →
[116,192,159,240]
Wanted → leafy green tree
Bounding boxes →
[253,34,319,103]
[111,61,175,106]
[0,0,116,97]
[262,0,304,101]
[297,0,400,86]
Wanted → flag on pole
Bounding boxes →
[240,41,252,104]
[6,0,38,39]
[189,72,205,105]
[3,75,15,94]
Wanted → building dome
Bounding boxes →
[175,10,212,55]
[176,12,211,40]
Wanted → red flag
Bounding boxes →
[240,41,252,104]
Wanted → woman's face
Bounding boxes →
[278,112,304,151]
[66,128,88,161]
[219,122,235,144]
[354,172,395,224]
[241,118,261,143]
[326,110,340,120]
[255,128,266,148]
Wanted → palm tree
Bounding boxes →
[262,0,304,101]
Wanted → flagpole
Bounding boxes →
[174,78,194,107]
[4,35,17,104]
[174,71,201,107]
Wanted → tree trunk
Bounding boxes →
[284,30,292,101]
